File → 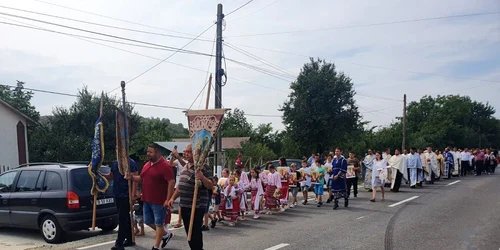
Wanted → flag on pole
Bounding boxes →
[116,110,130,175]
[88,116,109,195]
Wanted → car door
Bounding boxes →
[9,170,43,229]
[0,171,18,225]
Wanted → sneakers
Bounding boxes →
[289,204,295,208]
[280,207,285,212]
[201,225,210,231]
[161,232,174,248]
[111,246,124,250]
[253,214,260,219]
[152,247,160,250]
[210,219,217,228]
[302,200,308,205]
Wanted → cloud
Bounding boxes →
[0,0,498,132]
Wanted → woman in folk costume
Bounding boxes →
[370,152,388,202]
[249,167,265,219]
[218,168,230,221]
[234,165,250,220]
[278,157,291,211]
[363,149,375,191]
[222,175,240,227]
[264,165,282,215]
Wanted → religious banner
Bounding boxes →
[87,117,109,195]
[116,110,131,175]
[186,109,227,173]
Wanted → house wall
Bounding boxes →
[0,104,28,173]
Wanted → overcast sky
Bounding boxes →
[1,0,499,131]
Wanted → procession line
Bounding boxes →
[76,240,115,249]
[264,243,290,250]
[446,180,461,186]
[388,196,419,207]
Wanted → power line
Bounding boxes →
[356,93,403,102]
[0,5,213,42]
[0,12,214,58]
[224,41,296,78]
[229,0,280,22]
[33,0,198,37]
[189,30,217,110]
[0,20,214,58]
[110,23,216,92]
[225,0,254,17]
[225,40,500,84]
[226,11,500,37]
[226,58,295,82]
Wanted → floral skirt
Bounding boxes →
[221,197,240,221]
[264,185,279,209]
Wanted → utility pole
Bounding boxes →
[214,4,224,171]
[402,94,407,151]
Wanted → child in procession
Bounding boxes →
[211,176,222,227]
[300,159,311,205]
[249,167,265,219]
[289,163,303,208]
[315,160,327,207]
[222,175,240,226]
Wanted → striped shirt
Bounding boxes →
[178,163,210,208]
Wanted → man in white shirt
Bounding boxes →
[168,148,187,228]
[460,148,470,176]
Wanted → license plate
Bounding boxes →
[96,198,114,205]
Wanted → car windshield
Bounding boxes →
[71,166,110,192]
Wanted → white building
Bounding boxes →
[0,99,34,173]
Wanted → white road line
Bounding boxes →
[388,196,419,207]
[356,216,365,220]
[77,240,115,249]
[264,243,290,250]
[446,180,461,186]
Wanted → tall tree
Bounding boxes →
[130,117,188,154]
[221,108,254,137]
[281,58,363,154]
[0,81,40,121]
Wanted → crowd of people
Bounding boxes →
[104,144,498,250]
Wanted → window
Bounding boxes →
[44,172,63,191]
[15,171,41,192]
[71,167,111,192]
[0,171,17,193]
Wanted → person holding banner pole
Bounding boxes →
[168,144,212,250]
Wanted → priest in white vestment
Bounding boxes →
[388,149,405,192]
[424,147,439,184]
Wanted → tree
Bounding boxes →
[221,108,254,137]
[29,86,141,162]
[0,81,40,121]
[281,58,363,154]
[370,95,500,150]
[130,117,188,155]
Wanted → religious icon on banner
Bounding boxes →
[346,164,356,178]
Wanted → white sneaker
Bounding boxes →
[290,204,295,208]
[280,207,285,212]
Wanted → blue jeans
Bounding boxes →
[143,202,166,226]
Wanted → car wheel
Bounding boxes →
[40,215,64,243]
[100,223,118,232]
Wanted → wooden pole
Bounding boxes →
[188,75,213,241]
[91,92,104,231]
[402,94,407,151]
[205,74,212,110]
[121,82,135,243]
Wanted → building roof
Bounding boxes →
[171,137,249,149]
[155,141,191,152]
[0,98,35,125]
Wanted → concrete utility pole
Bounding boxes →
[402,94,407,151]
[214,4,224,169]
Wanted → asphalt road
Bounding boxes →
[25,174,500,250]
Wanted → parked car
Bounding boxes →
[260,159,303,169]
[0,162,118,243]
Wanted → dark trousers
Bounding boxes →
[181,207,205,250]
[115,197,133,246]
[346,177,358,197]
[476,161,483,175]
[461,161,469,176]
[392,171,403,192]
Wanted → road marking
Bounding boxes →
[77,240,115,249]
[264,243,290,250]
[446,180,461,186]
[388,196,419,207]
[356,216,365,220]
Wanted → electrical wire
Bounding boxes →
[33,0,199,37]
[110,23,216,92]
[0,5,213,42]
[189,30,217,110]
[229,0,280,22]
[225,58,295,82]
[225,40,500,84]
[224,42,296,79]
[226,11,500,37]
[225,0,254,17]
[0,12,214,58]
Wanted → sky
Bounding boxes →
[0,0,499,132]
